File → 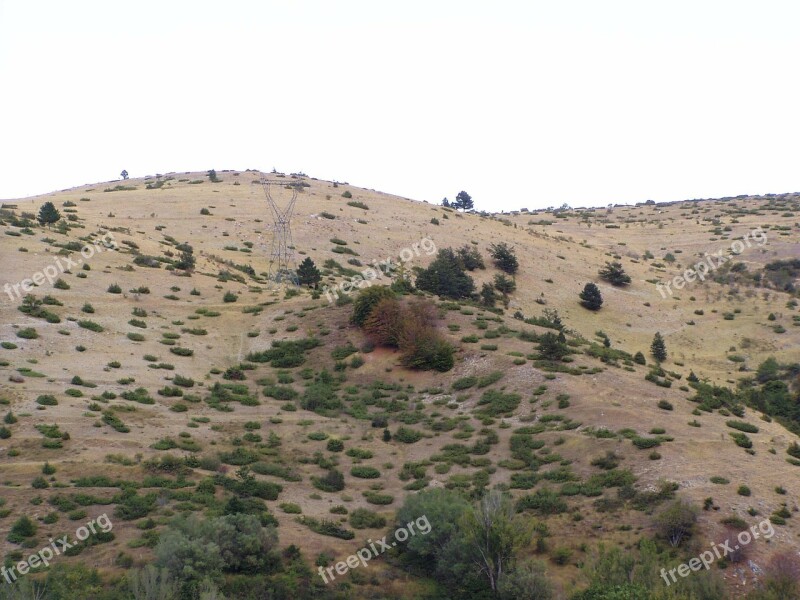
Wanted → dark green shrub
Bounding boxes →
[350,466,381,479]
[349,508,386,529]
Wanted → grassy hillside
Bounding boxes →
[1,170,799,599]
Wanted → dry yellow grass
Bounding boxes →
[0,171,798,597]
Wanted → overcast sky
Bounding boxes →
[1,0,799,211]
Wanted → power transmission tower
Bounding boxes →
[261,177,300,284]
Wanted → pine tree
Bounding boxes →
[480,283,497,307]
[538,331,569,361]
[414,248,476,300]
[651,332,667,362]
[493,273,516,296]
[297,257,321,288]
[599,261,632,286]
[488,243,519,275]
[579,282,603,310]
[37,202,61,228]
[453,190,473,211]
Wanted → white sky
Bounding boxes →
[1,0,799,211]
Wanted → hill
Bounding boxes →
[1,170,799,599]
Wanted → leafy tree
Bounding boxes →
[755,356,779,383]
[456,245,485,271]
[120,169,129,180]
[655,500,697,547]
[395,488,471,569]
[498,561,553,600]
[297,257,321,288]
[351,285,396,327]
[633,351,646,365]
[415,248,476,299]
[579,283,603,310]
[488,243,519,275]
[399,316,455,372]
[453,190,473,211]
[363,297,407,347]
[651,332,667,362]
[756,551,800,599]
[460,490,531,593]
[480,283,497,307]
[155,513,278,597]
[128,565,179,600]
[37,202,61,227]
[442,197,450,208]
[207,169,220,183]
[598,261,631,286]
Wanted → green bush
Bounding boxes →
[346,448,373,459]
[326,438,344,452]
[36,394,58,406]
[351,466,381,479]
[349,508,386,529]
[394,427,423,444]
[312,469,345,492]
[452,376,477,390]
[16,327,38,339]
[726,420,759,433]
[730,432,752,448]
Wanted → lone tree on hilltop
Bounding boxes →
[579,282,603,310]
[37,202,61,228]
[488,242,519,275]
[453,190,473,211]
[599,261,631,286]
[651,332,667,362]
[120,169,129,180]
[297,257,321,288]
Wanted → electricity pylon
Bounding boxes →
[261,176,300,285]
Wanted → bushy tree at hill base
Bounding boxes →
[354,289,455,371]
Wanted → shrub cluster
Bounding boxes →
[356,291,454,372]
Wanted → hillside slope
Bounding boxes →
[1,170,799,598]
